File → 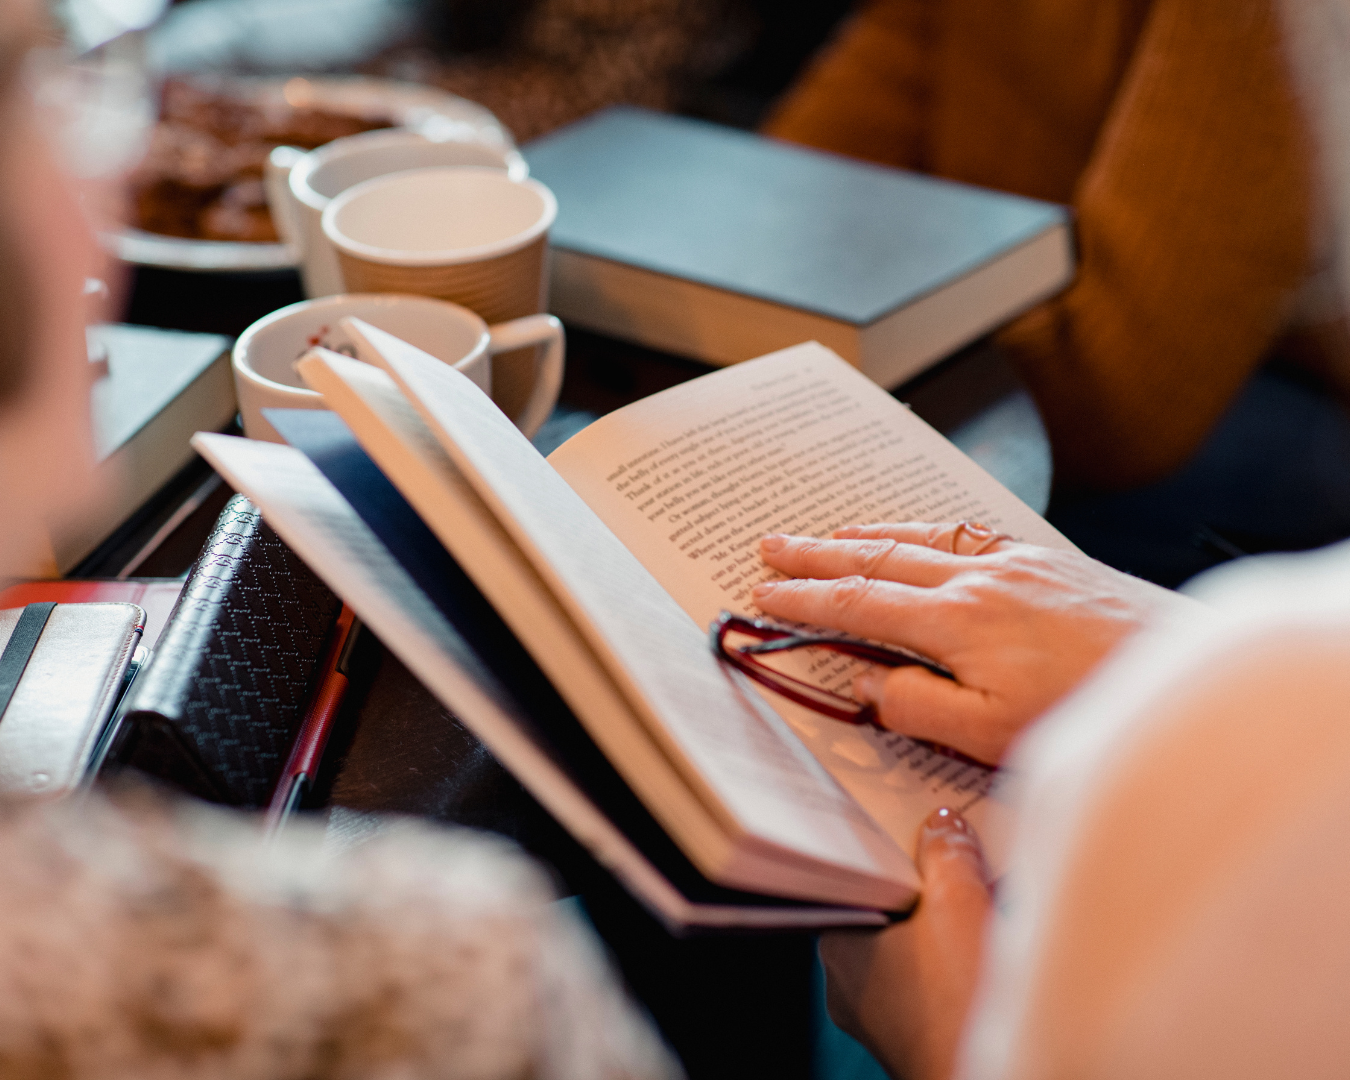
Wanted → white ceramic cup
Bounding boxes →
[322,167,559,425]
[265,128,529,298]
[232,293,564,443]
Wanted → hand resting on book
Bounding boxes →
[819,806,989,1080]
[754,522,1191,764]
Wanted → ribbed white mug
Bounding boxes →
[264,128,528,298]
[322,167,559,425]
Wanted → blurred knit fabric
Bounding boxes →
[0,786,682,1080]
[766,0,1338,492]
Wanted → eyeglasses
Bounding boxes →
[709,612,987,767]
[709,611,954,726]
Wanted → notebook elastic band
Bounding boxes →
[0,602,56,723]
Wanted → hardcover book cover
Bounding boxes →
[526,107,1074,384]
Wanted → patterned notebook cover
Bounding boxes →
[113,494,341,806]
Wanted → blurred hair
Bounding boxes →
[0,25,34,405]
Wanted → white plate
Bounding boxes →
[105,75,520,273]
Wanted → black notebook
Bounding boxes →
[109,495,342,807]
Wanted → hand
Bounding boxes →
[754,522,1189,763]
[821,807,990,1080]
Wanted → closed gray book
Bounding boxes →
[52,324,235,572]
[525,106,1075,386]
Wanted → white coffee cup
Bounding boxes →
[232,293,564,443]
[322,167,559,426]
[265,128,529,299]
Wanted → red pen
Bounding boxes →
[265,605,361,834]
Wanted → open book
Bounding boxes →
[193,331,1071,931]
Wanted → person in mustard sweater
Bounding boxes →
[765,0,1350,585]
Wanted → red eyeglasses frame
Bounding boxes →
[708,611,954,726]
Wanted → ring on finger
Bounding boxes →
[950,520,1013,556]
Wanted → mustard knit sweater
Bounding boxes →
[764,0,1328,489]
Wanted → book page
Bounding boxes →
[342,321,920,909]
[550,342,1070,860]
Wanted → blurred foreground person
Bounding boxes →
[0,5,676,1078]
[0,791,676,1079]
[748,2,1350,1072]
[768,0,1350,585]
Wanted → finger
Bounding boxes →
[834,522,956,547]
[855,666,1003,765]
[835,521,1015,557]
[915,807,990,906]
[760,533,968,588]
[819,811,992,1080]
[752,574,966,658]
[817,930,875,1039]
[910,808,992,1047]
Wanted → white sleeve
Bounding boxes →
[959,539,1350,1080]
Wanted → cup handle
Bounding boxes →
[487,314,566,439]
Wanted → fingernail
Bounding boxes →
[853,668,886,703]
[918,807,985,880]
[833,526,860,539]
[760,533,788,553]
[922,807,970,837]
[752,582,778,599]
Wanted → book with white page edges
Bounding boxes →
[193,323,1074,929]
[524,106,1074,385]
[53,324,233,572]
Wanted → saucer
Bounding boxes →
[104,74,520,273]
